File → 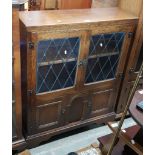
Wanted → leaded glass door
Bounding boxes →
[85,32,125,85]
[36,37,80,94]
[27,32,85,132]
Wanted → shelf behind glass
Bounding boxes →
[37,37,79,64]
[89,32,124,56]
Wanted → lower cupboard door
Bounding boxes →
[35,97,65,132]
[65,94,89,124]
[89,88,115,118]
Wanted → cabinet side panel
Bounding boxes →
[19,21,28,134]
[13,8,23,140]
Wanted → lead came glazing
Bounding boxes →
[36,37,80,93]
[85,32,125,84]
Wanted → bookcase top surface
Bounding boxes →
[19,7,138,30]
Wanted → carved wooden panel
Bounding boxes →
[36,100,62,130]
[66,95,89,124]
[90,89,113,117]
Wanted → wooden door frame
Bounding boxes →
[79,25,136,89]
[31,30,89,100]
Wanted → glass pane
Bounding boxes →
[36,37,80,94]
[85,32,125,84]
[37,37,79,63]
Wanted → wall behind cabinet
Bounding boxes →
[92,0,118,8]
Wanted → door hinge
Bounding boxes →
[128,32,134,38]
[28,42,34,49]
[116,72,124,79]
[28,89,35,96]
[129,67,135,74]
[61,109,66,115]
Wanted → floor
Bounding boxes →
[29,117,136,155]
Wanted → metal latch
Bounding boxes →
[28,42,34,49]
[129,67,135,74]
[28,89,35,96]
[116,72,124,79]
[128,32,134,38]
[78,59,87,67]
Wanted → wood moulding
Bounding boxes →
[12,138,27,151]
[25,112,116,148]
[19,7,138,32]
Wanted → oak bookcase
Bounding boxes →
[12,0,143,150]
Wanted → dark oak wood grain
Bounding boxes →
[11,0,143,150]
[19,7,138,31]
[12,6,27,150]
